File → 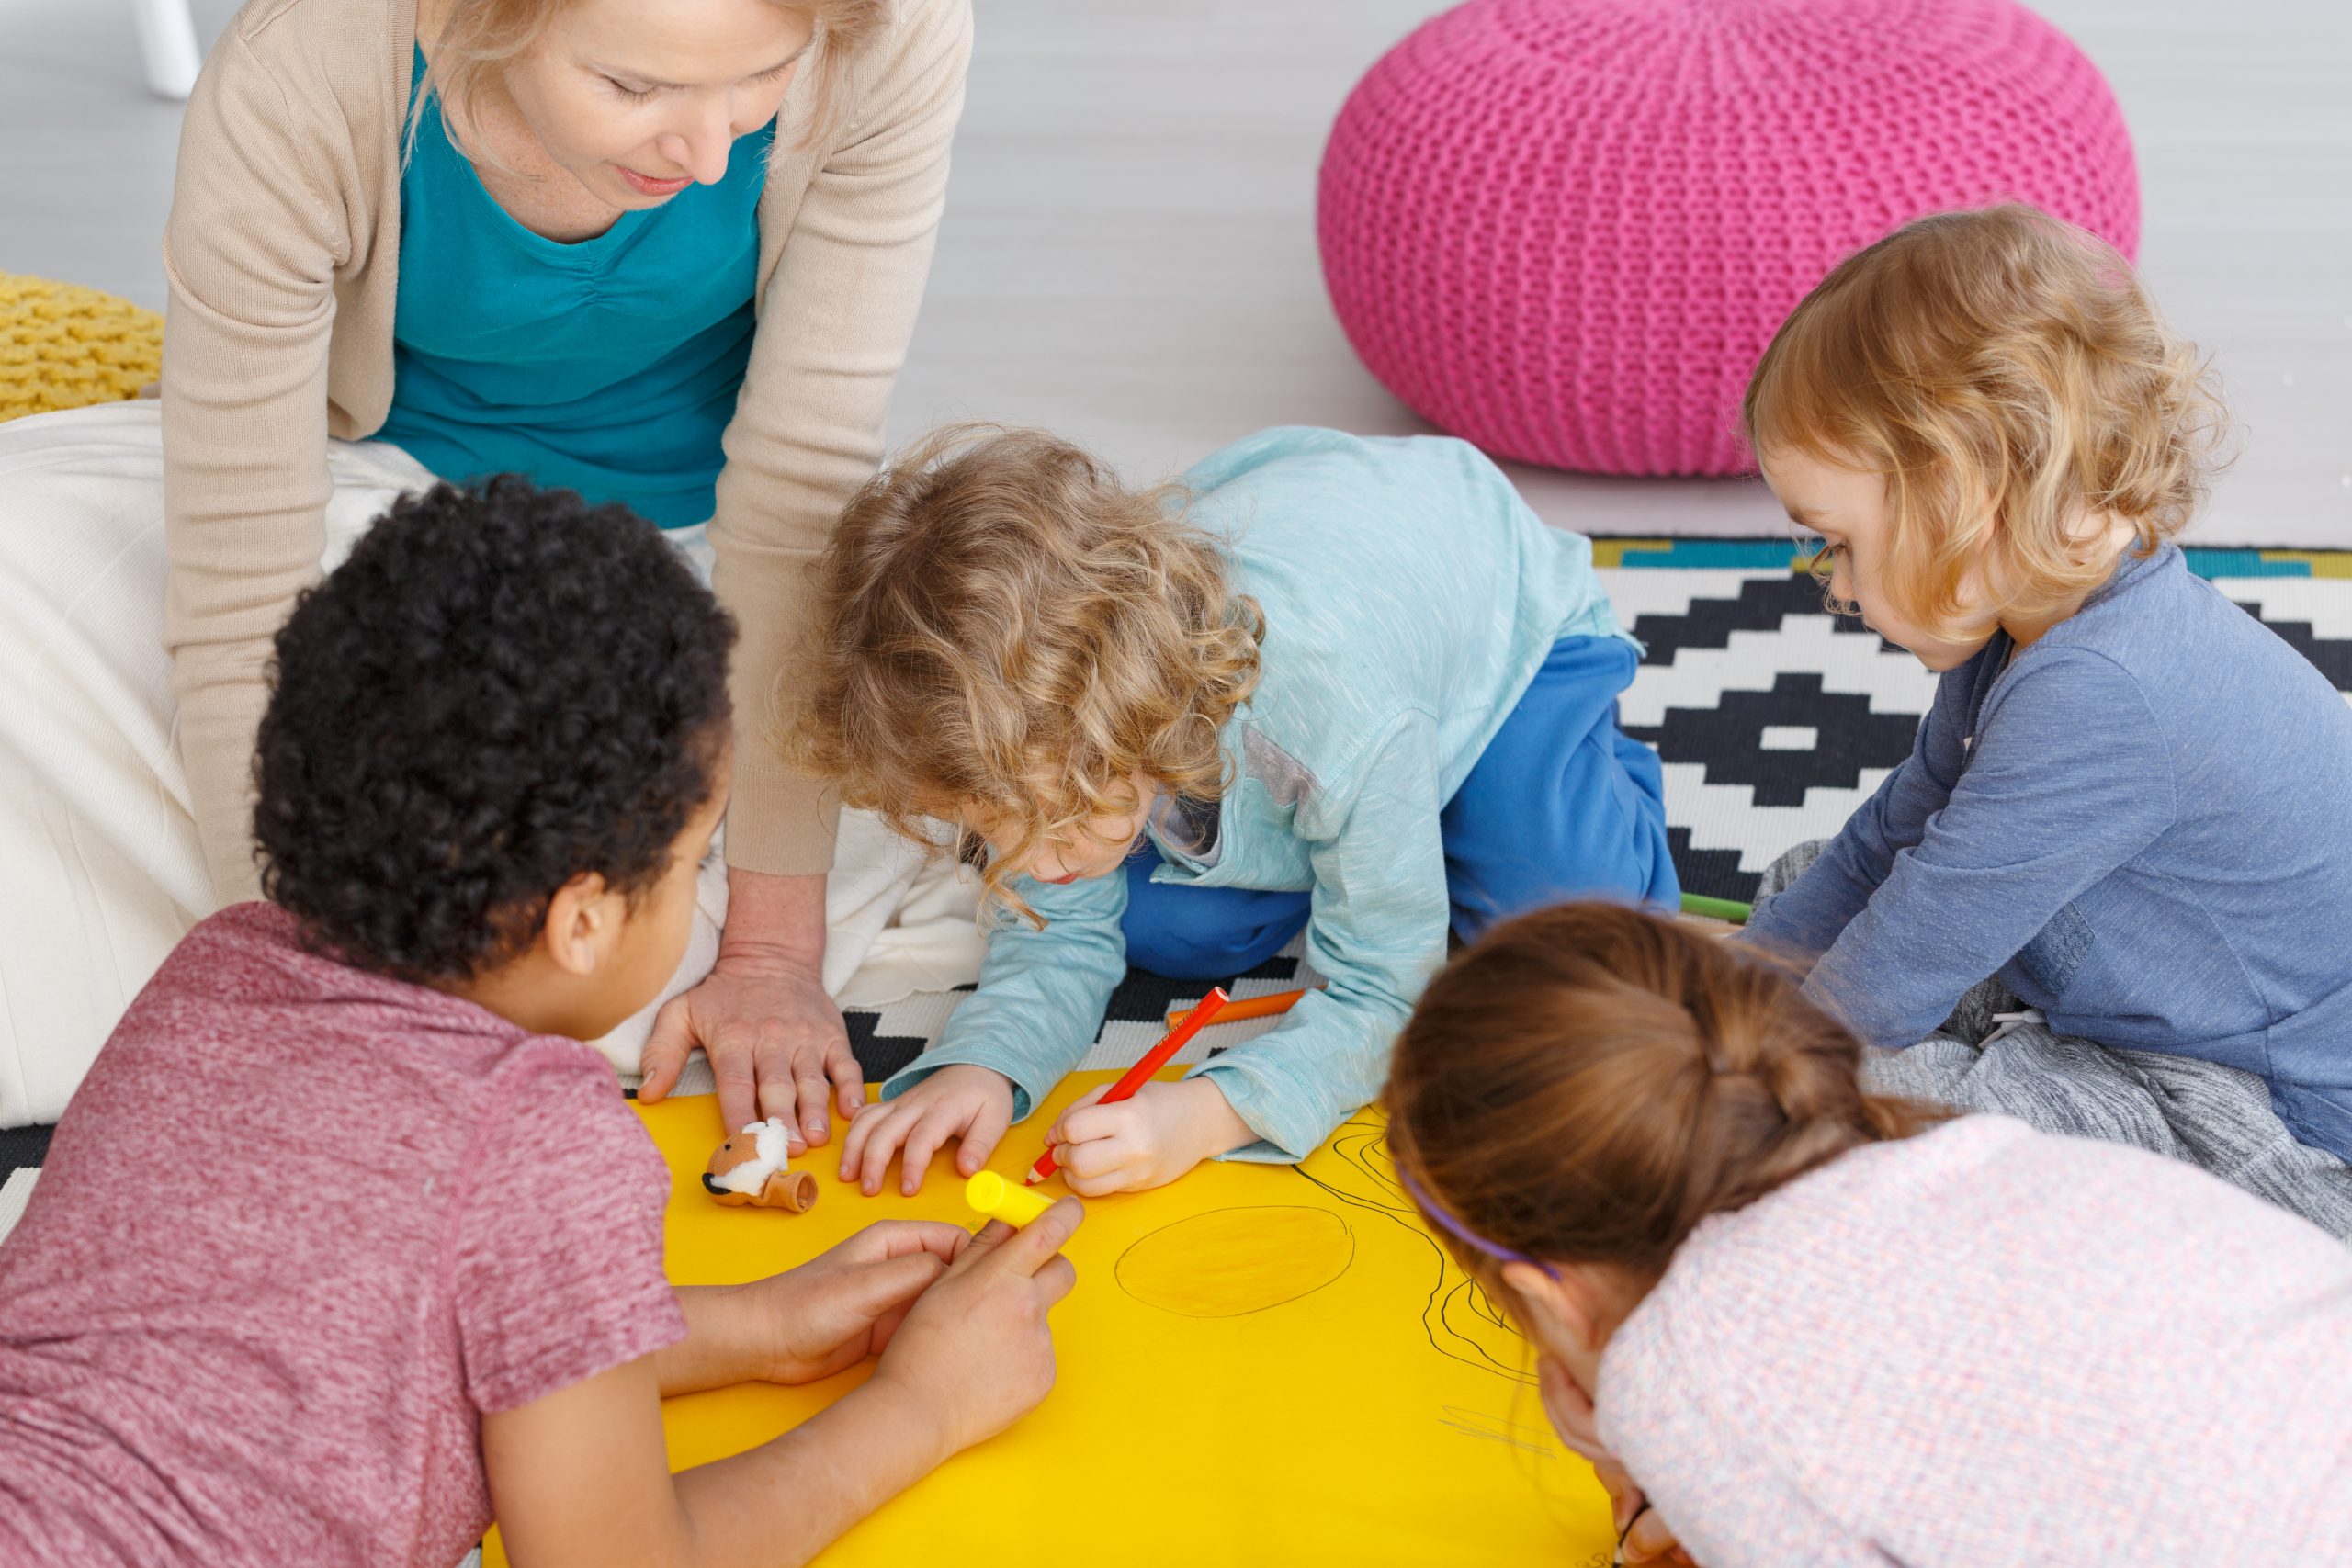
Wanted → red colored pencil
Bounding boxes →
[1025,987,1230,1186]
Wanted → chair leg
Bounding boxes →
[130,0,202,101]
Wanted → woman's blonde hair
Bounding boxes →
[793,426,1264,920]
[1744,205,2232,638]
[413,0,885,164]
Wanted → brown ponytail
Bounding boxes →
[1384,902,1938,1285]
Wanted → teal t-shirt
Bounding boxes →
[379,55,772,526]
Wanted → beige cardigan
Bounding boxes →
[161,0,971,902]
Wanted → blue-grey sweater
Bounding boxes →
[1744,545,2352,1158]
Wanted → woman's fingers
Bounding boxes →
[637,993,695,1105]
[748,1021,809,1129]
[791,1055,835,1146]
[828,1044,866,1121]
[708,1021,767,1134]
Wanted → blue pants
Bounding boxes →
[1121,635,1678,980]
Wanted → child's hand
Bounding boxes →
[870,1198,1083,1456]
[1623,1507,1696,1567]
[1537,1356,1696,1565]
[1042,1077,1254,1195]
[838,1064,1016,1196]
[745,1220,972,1384]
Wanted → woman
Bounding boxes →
[137,0,968,1138]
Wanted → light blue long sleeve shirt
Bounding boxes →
[879,426,1632,1160]
[1743,545,2352,1158]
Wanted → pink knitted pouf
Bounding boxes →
[1317,0,2139,477]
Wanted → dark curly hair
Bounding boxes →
[254,477,737,983]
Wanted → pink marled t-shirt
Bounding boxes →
[1597,1115,2352,1567]
[0,904,685,1567]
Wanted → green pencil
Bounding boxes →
[1679,891,1753,924]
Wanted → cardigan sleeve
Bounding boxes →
[161,30,351,904]
[707,0,975,877]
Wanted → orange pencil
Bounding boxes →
[1025,987,1230,1186]
[1163,986,1317,1031]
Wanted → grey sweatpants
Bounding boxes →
[1758,842,2352,1240]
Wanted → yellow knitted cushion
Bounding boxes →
[0,273,164,423]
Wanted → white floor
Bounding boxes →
[4,0,2346,545]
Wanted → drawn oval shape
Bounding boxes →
[1114,1205,1354,1318]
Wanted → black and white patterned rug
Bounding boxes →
[5,538,2349,1207]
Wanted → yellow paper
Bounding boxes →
[488,1074,1611,1567]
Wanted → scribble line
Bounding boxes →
[1437,1404,1557,1456]
[1285,1117,1538,1387]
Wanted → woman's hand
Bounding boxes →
[1041,1077,1253,1195]
[869,1198,1083,1456]
[639,868,863,1143]
[836,1064,1016,1196]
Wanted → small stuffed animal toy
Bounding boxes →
[702,1117,818,1213]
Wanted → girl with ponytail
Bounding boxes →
[1386,902,2352,1567]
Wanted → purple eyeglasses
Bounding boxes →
[1396,1166,1560,1281]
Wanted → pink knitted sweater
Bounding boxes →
[1597,1116,2352,1565]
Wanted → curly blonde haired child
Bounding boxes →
[1739,205,2352,1233]
[796,426,1263,922]
[802,424,1677,1196]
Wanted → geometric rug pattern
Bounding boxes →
[6,538,2351,1199]
[1600,538,2352,905]
[821,539,2352,1099]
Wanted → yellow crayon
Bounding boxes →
[967,1169,1055,1228]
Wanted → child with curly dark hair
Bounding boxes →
[0,479,1080,1567]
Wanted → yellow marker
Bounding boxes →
[967,1169,1055,1228]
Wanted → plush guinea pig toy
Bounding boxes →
[703,1117,818,1213]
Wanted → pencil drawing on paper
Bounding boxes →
[1288,1117,1538,1386]
[1114,1205,1355,1317]
[1437,1405,1556,1457]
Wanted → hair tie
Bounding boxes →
[1397,1167,1561,1281]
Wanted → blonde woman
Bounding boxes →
[126,0,966,1138]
